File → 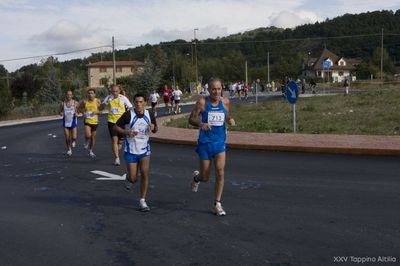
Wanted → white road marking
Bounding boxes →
[91,170,126,180]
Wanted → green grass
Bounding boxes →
[167,86,400,136]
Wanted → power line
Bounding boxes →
[2,32,400,64]
[0,45,111,63]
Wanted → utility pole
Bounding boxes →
[194,28,199,83]
[112,36,116,85]
[380,28,384,82]
[245,60,248,87]
[6,72,10,91]
[267,51,270,83]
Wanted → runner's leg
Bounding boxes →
[139,156,150,199]
[213,152,226,202]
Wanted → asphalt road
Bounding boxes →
[0,112,399,265]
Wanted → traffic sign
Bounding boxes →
[286,81,299,104]
[323,59,332,70]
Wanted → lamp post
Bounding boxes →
[194,28,199,83]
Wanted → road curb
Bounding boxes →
[151,115,400,156]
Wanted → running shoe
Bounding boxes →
[88,150,96,158]
[114,157,121,166]
[83,141,89,150]
[67,149,72,156]
[139,198,150,212]
[212,202,226,216]
[118,144,123,150]
[72,141,76,148]
[191,170,200,192]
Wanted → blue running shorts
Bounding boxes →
[124,151,150,164]
[196,142,226,160]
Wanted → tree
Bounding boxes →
[117,58,162,97]
[36,65,62,104]
[0,65,12,116]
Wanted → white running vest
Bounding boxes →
[124,109,151,155]
[63,101,76,127]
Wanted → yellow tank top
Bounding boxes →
[85,98,99,125]
[108,96,126,123]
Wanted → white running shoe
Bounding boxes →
[139,198,150,212]
[213,202,226,216]
[114,157,121,166]
[67,149,72,156]
[89,150,96,158]
[83,142,89,150]
[154,111,157,117]
[72,141,76,148]
[191,170,200,192]
[178,107,181,113]
[118,144,123,150]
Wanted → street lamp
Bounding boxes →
[194,28,199,83]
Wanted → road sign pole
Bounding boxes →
[293,103,296,133]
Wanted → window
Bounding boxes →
[99,78,107,86]
[100,67,107,72]
[339,71,344,76]
[116,67,122,72]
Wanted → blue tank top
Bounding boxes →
[198,98,227,143]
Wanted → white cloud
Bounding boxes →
[30,20,109,52]
[0,0,399,71]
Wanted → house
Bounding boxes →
[302,48,361,82]
[86,60,145,88]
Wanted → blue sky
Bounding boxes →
[0,0,399,71]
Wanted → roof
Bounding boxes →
[312,48,339,70]
[312,48,361,71]
[86,60,145,68]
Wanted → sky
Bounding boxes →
[0,0,399,71]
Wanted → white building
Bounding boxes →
[303,48,361,82]
[87,60,145,88]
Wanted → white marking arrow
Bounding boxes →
[287,87,296,98]
[91,170,126,180]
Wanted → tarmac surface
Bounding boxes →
[0,95,399,265]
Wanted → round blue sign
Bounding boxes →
[286,81,299,104]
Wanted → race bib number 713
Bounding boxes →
[208,112,225,126]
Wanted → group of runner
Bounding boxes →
[60,79,234,215]
[162,84,183,114]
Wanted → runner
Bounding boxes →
[79,88,101,158]
[149,90,160,117]
[172,85,183,114]
[188,78,235,216]
[114,93,158,212]
[100,85,133,166]
[60,90,79,156]
[162,85,171,114]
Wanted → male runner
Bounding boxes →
[149,90,160,117]
[172,85,183,114]
[80,88,101,157]
[114,93,158,211]
[100,85,133,165]
[60,90,79,156]
[188,78,235,216]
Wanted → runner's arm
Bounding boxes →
[113,111,136,137]
[150,112,158,133]
[223,98,235,126]
[189,98,210,130]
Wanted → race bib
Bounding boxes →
[65,111,73,123]
[208,111,225,126]
[133,124,149,139]
[110,107,120,114]
[86,112,94,118]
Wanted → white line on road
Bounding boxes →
[91,170,126,180]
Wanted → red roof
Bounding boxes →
[86,60,144,68]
